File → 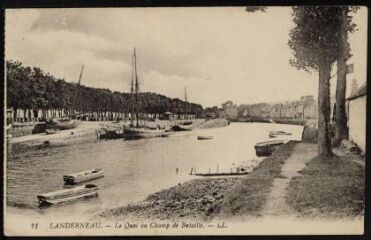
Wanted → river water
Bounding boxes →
[6,122,303,220]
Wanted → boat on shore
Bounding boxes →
[197,136,213,140]
[124,127,168,139]
[63,169,104,185]
[190,166,250,177]
[37,184,99,206]
[269,130,292,138]
[254,140,285,156]
[99,123,125,139]
[171,124,192,131]
[46,117,79,130]
[193,172,248,177]
[171,121,194,131]
[102,129,125,139]
[45,128,60,134]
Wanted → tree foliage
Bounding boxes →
[245,6,267,12]
[288,6,349,156]
[288,6,345,72]
[6,60,203,116]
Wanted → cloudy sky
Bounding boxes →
[5,7,367,108]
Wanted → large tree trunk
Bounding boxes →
[13,108,17,122]
[334,8,349,146]
[318,61,333,157]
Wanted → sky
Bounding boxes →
[5,7,368,108]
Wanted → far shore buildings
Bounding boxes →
[269,95,317,119]
[223,101,238,120]
[346,83,366,153]
[228,95,318,121]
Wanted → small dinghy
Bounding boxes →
[45,129,59,134]
[269,131,292,138]
[193,172,248,177]
[37,184,99,206]
[63,169,104,185]
[254,140,285,157]
[197,136,213,140]
[190,166,250,177]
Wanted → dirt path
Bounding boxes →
[261,142,317,216]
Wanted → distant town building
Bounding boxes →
[218,108,225,118]
[222,95,317,121]
[222,101,238,120]
[301,95,317,119]
[225,108,238,120]
[346,83,366,152]
[269,95,317,119]
[204,106,221,119]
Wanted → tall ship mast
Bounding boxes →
[130,53,135,126]
[123,48,168,139]
[45,65,83,131]
[72,65,84,116]
[134,47,140,128]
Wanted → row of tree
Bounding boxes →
[6,60,204,118]
[289,6,357,156]
[247,6,358,156]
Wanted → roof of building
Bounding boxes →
[347,83,367,101]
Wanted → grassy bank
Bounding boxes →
[211,141,297,219]
[98,141,297,221]
[287,154,365,217]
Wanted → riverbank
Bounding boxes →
[97,141,297,221]
[97,140,364,222]
[7,119,229,150]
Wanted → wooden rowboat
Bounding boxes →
[45,129,59,134]
[46,118,79,130]
[37,184,99,206]
[171,125,192,131]
[269,131,292,138]
[193,172,248,177]
[63,169,104,185]
[254,140,285,157]
[123,127,167,139]
[190,166,250,177]
[197,136,213,140]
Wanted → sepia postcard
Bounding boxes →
[3,6,367,236]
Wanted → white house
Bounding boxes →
[346,83,367,153]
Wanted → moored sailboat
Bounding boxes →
[123,48,167,139]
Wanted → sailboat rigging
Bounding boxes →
[123,47,168,139]
[45,65,84,131]
[71,65,84,115]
